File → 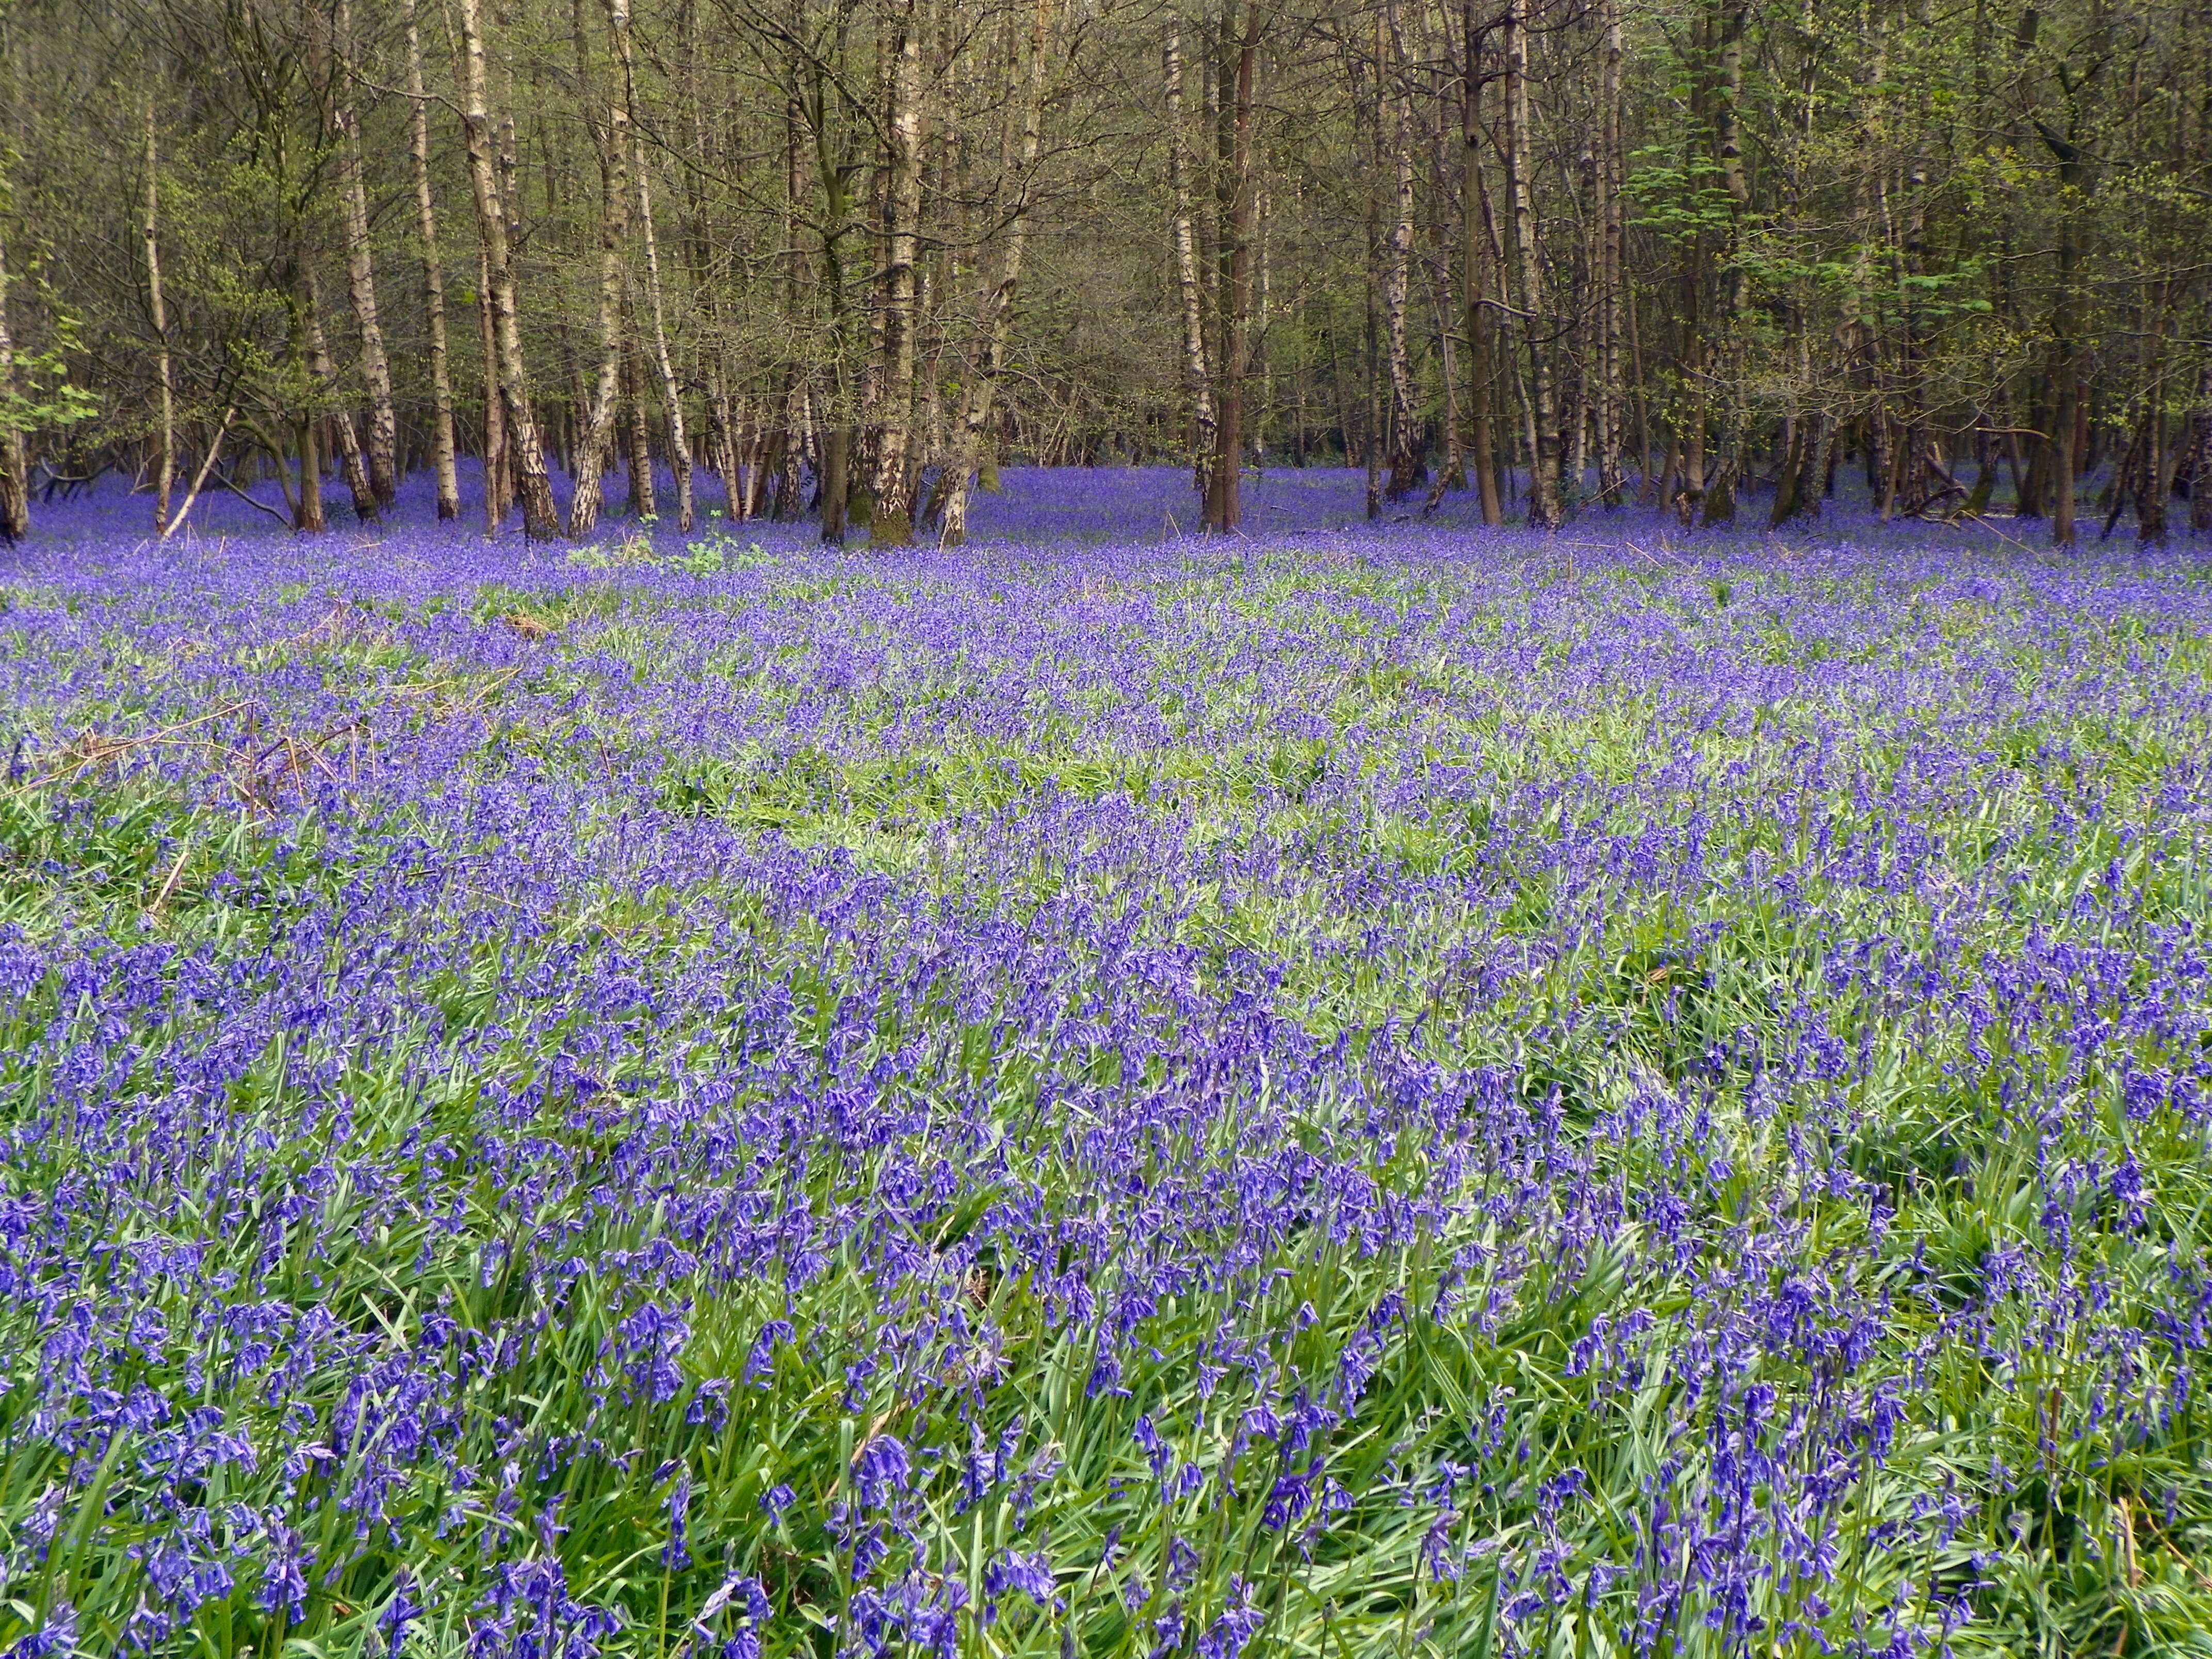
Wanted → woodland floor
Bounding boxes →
[3,468,2211,1658]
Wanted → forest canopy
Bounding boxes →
[0,0,2206,546]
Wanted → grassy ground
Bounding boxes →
[2,503,2211,1658]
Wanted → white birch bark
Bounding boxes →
[457,0,562,538]
[145,97,175,532]
[937,0,1054,545]
[333,0,398,504]
[406,0,461,519]
[1504,0,1560,527]
[1166,18,1215,497]
[0,224,27,543]
[566,0,633,536]
[634,140,694,531]
[870,0,927,546]
[304,273,380,522]
[1380,0,1421,498]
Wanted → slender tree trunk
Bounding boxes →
[940,0,1055,546]
[820,424,850,543]
[623,351,656,518]
[1699,0,1749,526]
[333,0,398,504]
[1204,2,1260,533]
[1504,0,1559,527]
[634,139,693,530]
[1365,257,1384,521]
[457,0,561,539]
[567,0,634,537]
[1380,0,1422,499]
[803,61,859,545]
[286,269,327,535]
[707,379,741,517]
[1166,18,1216,505]
[871,0,927,546]
[2192,364,2212,535]
[406,0,461,519]
[1460,2,1501,524]
[0,225,28,544]
[1771,323,1823,525]
[2052,233,2078,547]
[161,407,235,539]
[477,243,509,533]
[295,413,326,533]
[145,97,175,533]
[1595,0,1624,507]
[305,273,380,523]
[2134,275,2174,545]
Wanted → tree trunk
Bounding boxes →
[477,243,509,533]
[1203,2,1260,533]
[2135,406,2169,545]
[625,351,658,519]
[870,0,927,547]
[457,0,561,539]
[0,225,28,544]
[286,270,327,535]
[940,0,1055,546]
[2193,365,2212,535]
[707,378,742,518]
[1699,0,1748,526]
[295,414,326,534]
[145,98,175,534]
[1595,0,1624,507]
[305,273,381,523]
[406,0,461,520]
[1380,0,1422,499]
[1503,0,1559,527]
[820,422,850,544]
[634,138,694,531]
[1365,264,1384,521]
[333,0,398,505]
[1460,2,1501,525]
[567,0,634,538]
[1166,20,1216,509]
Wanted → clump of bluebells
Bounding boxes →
[2,467,2211,1657]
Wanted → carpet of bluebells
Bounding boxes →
[4,466,2212,1659]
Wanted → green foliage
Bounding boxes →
[0,311,98,437]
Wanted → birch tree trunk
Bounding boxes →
[634,140,693,531]
[1595,0,1625,507]
[1380,0,1421,499]
[625,351,658,519]
[305,273,381,522]
[1203,2,1259,533]
[285,268,327,534]
[477,244,508,533]
[1166,18,1215,504]
[801,65,856,546]
[406,0,461,519]
[145,98,175,532]
[566,0,633,538]
[1460,0,1501,525]
[1701,0,1749,525]
[457,0,561,539]
[333,0,398,505]
[870,0,926,547]
[0,225,28,544]
[938,0,1054,546]
[1504,0,1560,527]
[1421,13,1463,503]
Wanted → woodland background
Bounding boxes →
[0,0,2206,547]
